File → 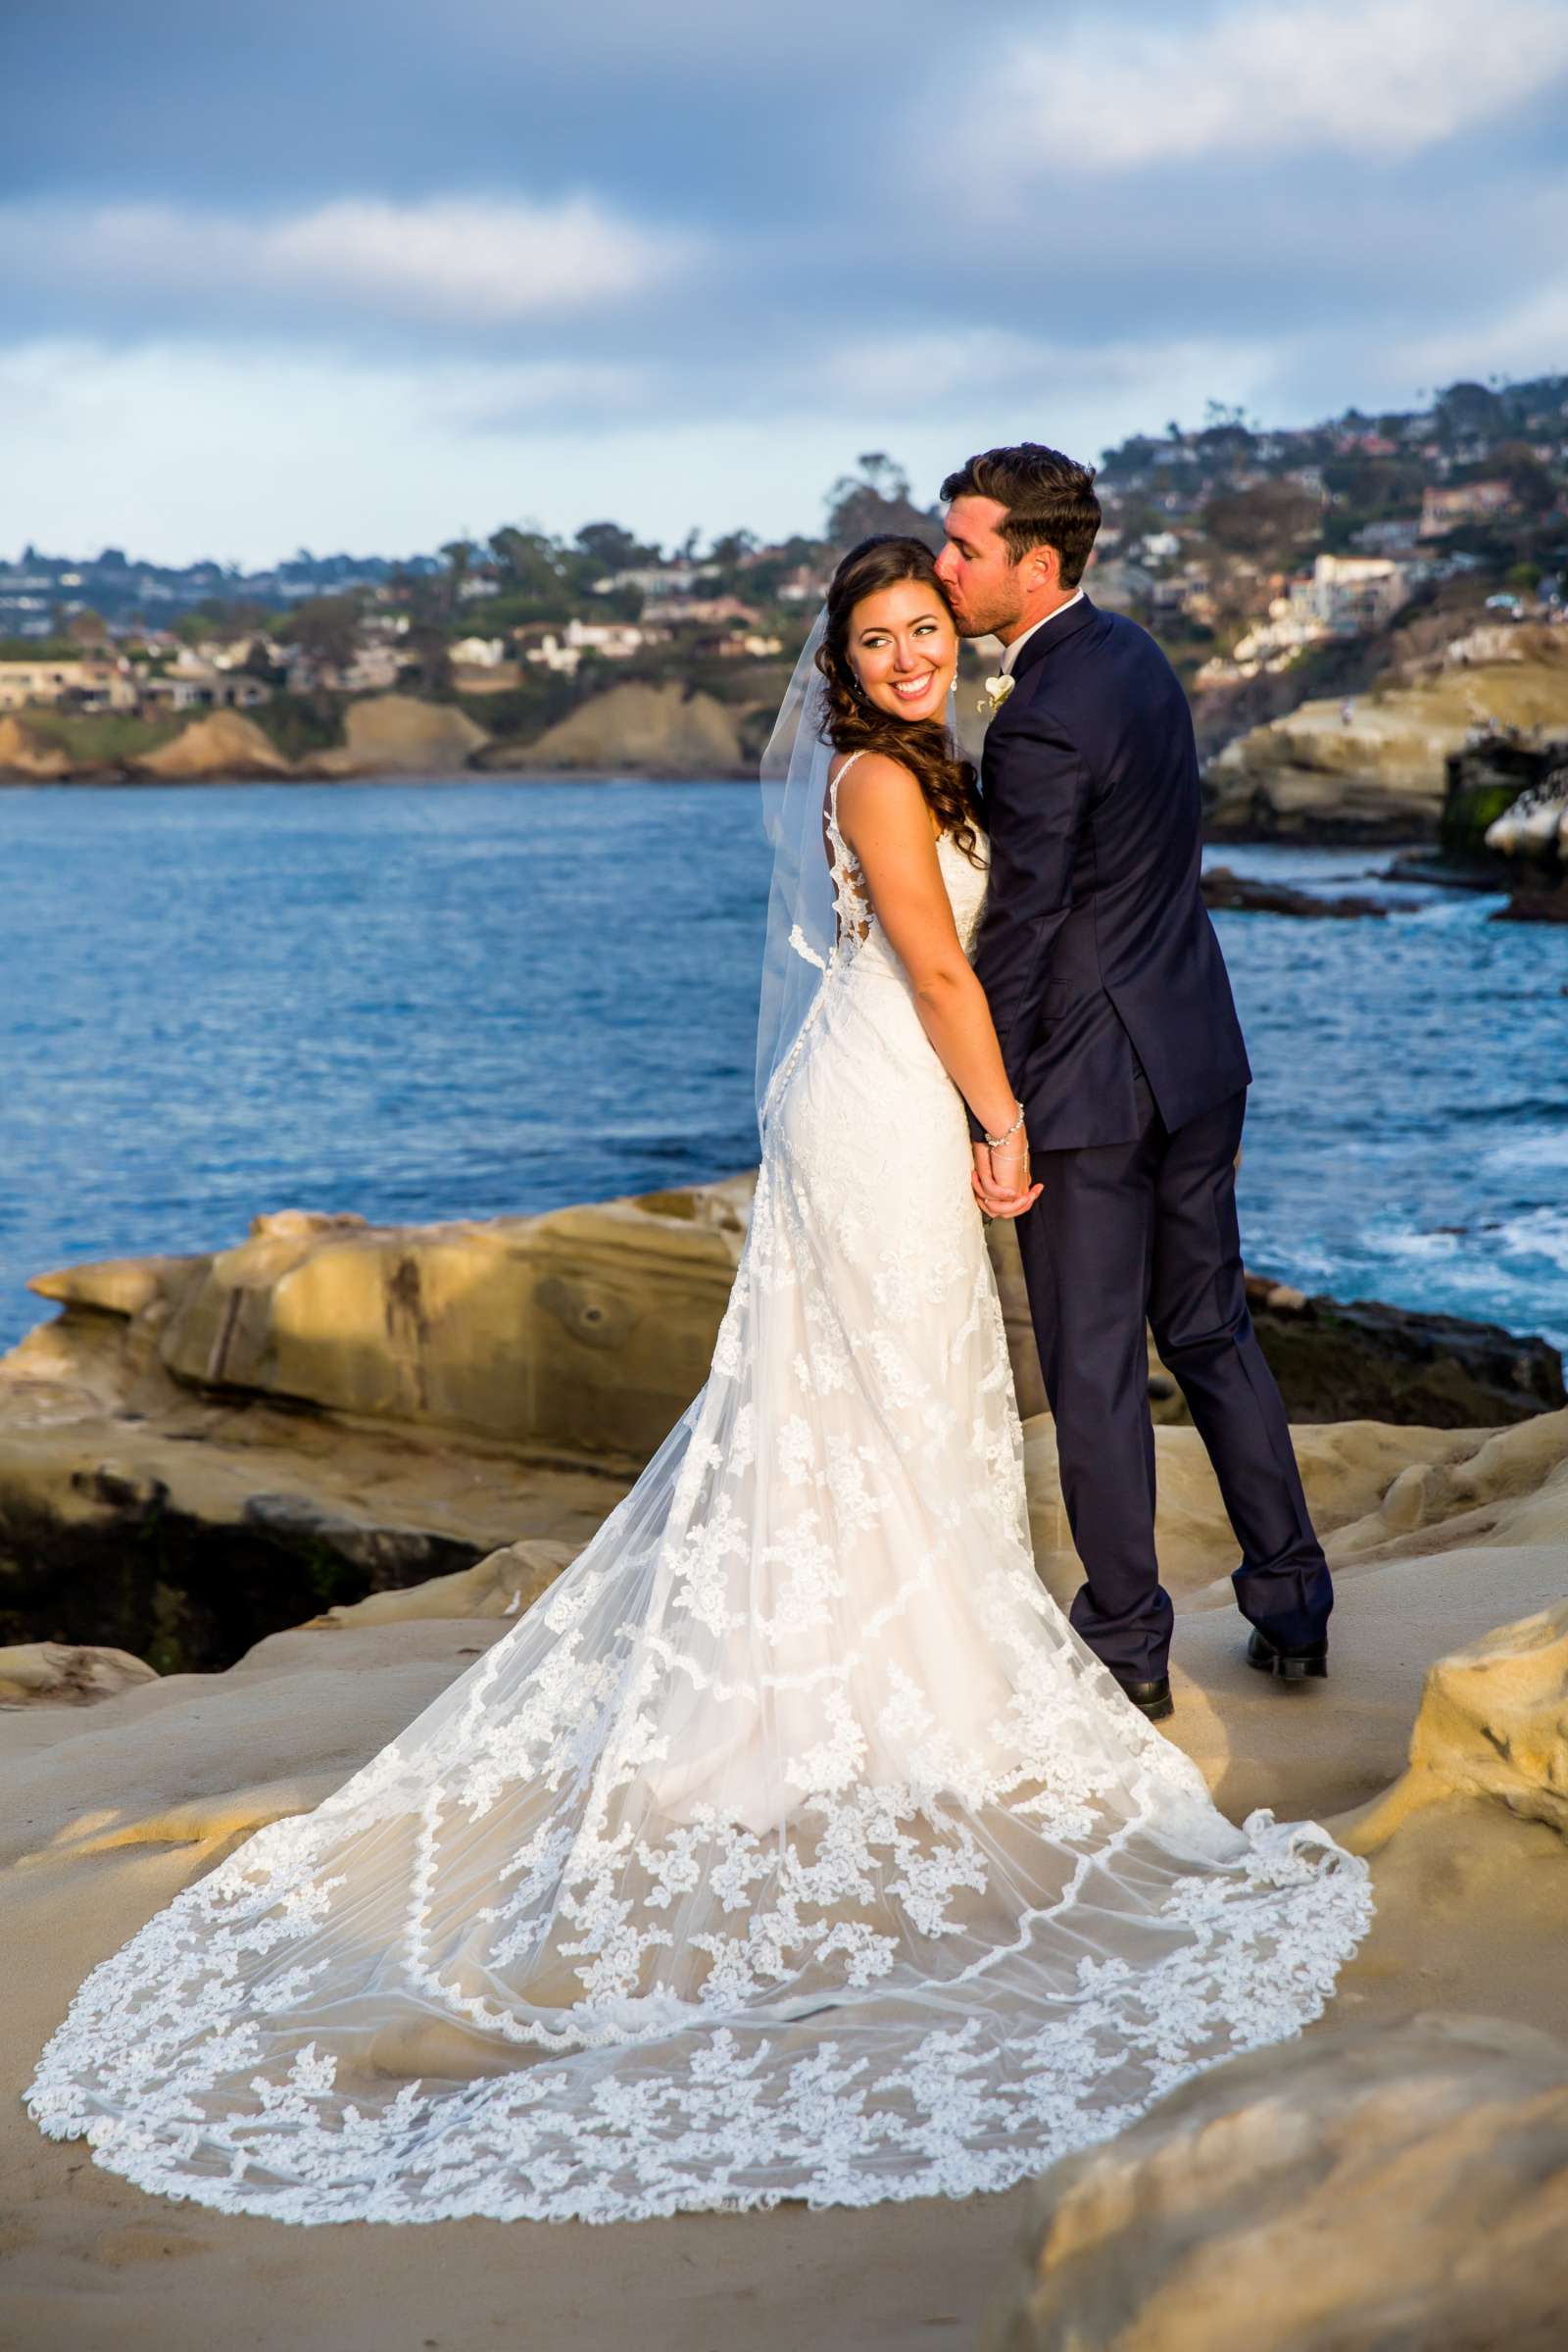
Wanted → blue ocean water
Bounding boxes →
[2,782,1564,1352]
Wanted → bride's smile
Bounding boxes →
[849,576,956,721]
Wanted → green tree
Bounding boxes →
[488,526,571,604]
[242,637,282,682]
[824,454,941,552]
[573,520,659,576]
[287,594,364,671]
[1435,380,1505,447]
[401,619,453,696]
[439,538,478,615]
[1493,443,1559,514]
[1200,480,1321,559]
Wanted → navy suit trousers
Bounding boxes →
[1014,1081,1333,1683]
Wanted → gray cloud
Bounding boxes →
[4,0,1564,559]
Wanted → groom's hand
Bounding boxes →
[972,1140,1041,1221]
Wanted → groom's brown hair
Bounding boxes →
[940,443,1102,587]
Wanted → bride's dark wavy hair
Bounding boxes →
[816,535,984,866]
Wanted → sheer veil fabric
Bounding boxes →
[755,607,835,1131]
[25,667,1373,2225]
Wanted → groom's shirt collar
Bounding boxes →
[998,587,1085,675]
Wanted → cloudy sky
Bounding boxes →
[7,0,1566,564]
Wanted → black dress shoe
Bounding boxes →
[1245,1628,1328,1685]
[1113,1674,1174,1723]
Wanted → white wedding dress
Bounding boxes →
[27,758,1372,2224]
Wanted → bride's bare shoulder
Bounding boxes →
[831,748,921,800]
[833,750,941,844]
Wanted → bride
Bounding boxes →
[26,536,1371,2226]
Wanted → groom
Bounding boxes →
[934,443,1333,1723]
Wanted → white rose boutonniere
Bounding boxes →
[979,671,1015,714]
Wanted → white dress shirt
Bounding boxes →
[998,587,1085,675]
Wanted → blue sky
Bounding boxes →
[7,0,1566,564]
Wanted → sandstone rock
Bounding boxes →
[1344,1597,1568,1853]
[29,1250,205,1321]
[303,692,489,776]
[983,2014,1568,2352]
[133,710,293,779]
[0,1621,508,1869]
[0,1642,158,1707]
[1030,1403,1567,1630]
[0,1390,620,1676]
[1329,1405,1568,1560]
[146,1180,754,1461]
[309,1536,581,1626]
[1205,657,1568,841]
[1024,1414,1470,1618]
[6,1553,1567,2347]
[485,680,748,775]
[9,1175,1559,1677]
[0,1181,765,1671]
[0,715,73,778]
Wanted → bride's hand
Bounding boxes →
[971,1139,1041,1221]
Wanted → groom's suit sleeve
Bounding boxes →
[966,708,1092,1143]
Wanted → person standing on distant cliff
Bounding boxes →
[937,443,1335,1723]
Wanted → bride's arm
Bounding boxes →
[836,755,1039,1215]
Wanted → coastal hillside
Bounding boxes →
[5,374,1567,793]
[478,679,752,775]
[1206,627,1568,838]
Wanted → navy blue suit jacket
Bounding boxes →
[969,595,1250,1151]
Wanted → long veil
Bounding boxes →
[755,608,834,1135]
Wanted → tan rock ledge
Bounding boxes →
[984,2013,1568,2352]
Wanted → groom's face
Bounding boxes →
[935,495,1054,639]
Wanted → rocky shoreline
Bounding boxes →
[3,1168,1566,2350]
[1442,733,1568,920]
[3,1177,1566,2343]
[1,1180,1559,1676]
[1201,629,1568,845]
[1200,864,1388,918]
[0,687,761,785]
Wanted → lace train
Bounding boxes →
[25,798,1372,2224]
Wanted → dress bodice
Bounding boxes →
[824,750,990,969]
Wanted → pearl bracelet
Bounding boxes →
[983,1102,1026,1149]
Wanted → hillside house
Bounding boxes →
[141,648,272,711]
[640,596,761,629]
[1298,552,1415,634]
[0,654,138,712]
[1420,481,1516,538]
[1352,518,1422,558]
